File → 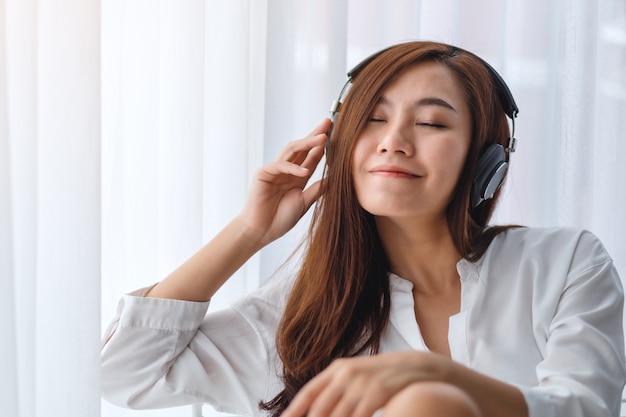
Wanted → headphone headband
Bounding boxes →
[331,43,519,150]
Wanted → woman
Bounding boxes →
[101,41,626,417]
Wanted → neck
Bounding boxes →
[376,214,462,294]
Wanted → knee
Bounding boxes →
[381,382,482,417]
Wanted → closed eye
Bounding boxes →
[417,122,446,128]
[368,117,386,123]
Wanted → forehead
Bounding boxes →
[377,60,467,107]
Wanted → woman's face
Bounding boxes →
[351,61,472,221]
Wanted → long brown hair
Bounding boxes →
[260,41,518,416]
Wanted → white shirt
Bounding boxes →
[101,227,626,417]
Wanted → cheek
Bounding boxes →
[432,143,467,167]
[430,142,469,186]
[350,149,372,206]
[451,148,469,173]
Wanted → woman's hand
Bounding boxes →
[238,118,331,247]
[144,119,330,302]
[281,351,450,417]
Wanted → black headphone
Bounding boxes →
[328,44,519,208]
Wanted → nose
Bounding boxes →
[376,121,415,156]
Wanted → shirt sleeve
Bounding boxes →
[101,286,280,416]
[519,231,626,417]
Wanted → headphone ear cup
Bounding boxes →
[471,144,508,207]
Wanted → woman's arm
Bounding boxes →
[145,119,331,301]
[280,350,527,417]
[144,216,266,301]
[447,358,528,417]
[102,120,331,411]
[101,286,285,414]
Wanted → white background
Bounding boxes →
[1,1,625,416]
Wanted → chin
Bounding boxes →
[359,198,446,221]
[361,204,426,218]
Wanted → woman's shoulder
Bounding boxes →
[468,226,621,306]
[494,226,606,253]
[486,226,613,277]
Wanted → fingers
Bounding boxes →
[282,353,429,417]
[309,117,333,137]
[257,120,328,185]
[282,360,381,417]
[278,136,325,171]
[277,119,330,164]
[257,159,312,181]
[281,370,332,417]
[301,179,323,211]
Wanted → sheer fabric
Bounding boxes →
[1,1,624,416]
[1,0,101,416]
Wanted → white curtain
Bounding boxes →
[1,0,101,417]
[1,1,624,417]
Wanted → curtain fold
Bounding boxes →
[1,1,36,416]
[1,1,624,417]
[0,1,19,415]
[35,0,101,414]
[1,0,101,416]
[260,0,349,280]
[100,0,269,322]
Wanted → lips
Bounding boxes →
[369,164,421,178]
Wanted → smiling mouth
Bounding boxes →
[371,171,418,179]
[369,166,421,178]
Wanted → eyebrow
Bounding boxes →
[377,96,458,113]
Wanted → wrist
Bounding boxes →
[436,354,458,383]
[408,351,457,383]
[228,214,269,253]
